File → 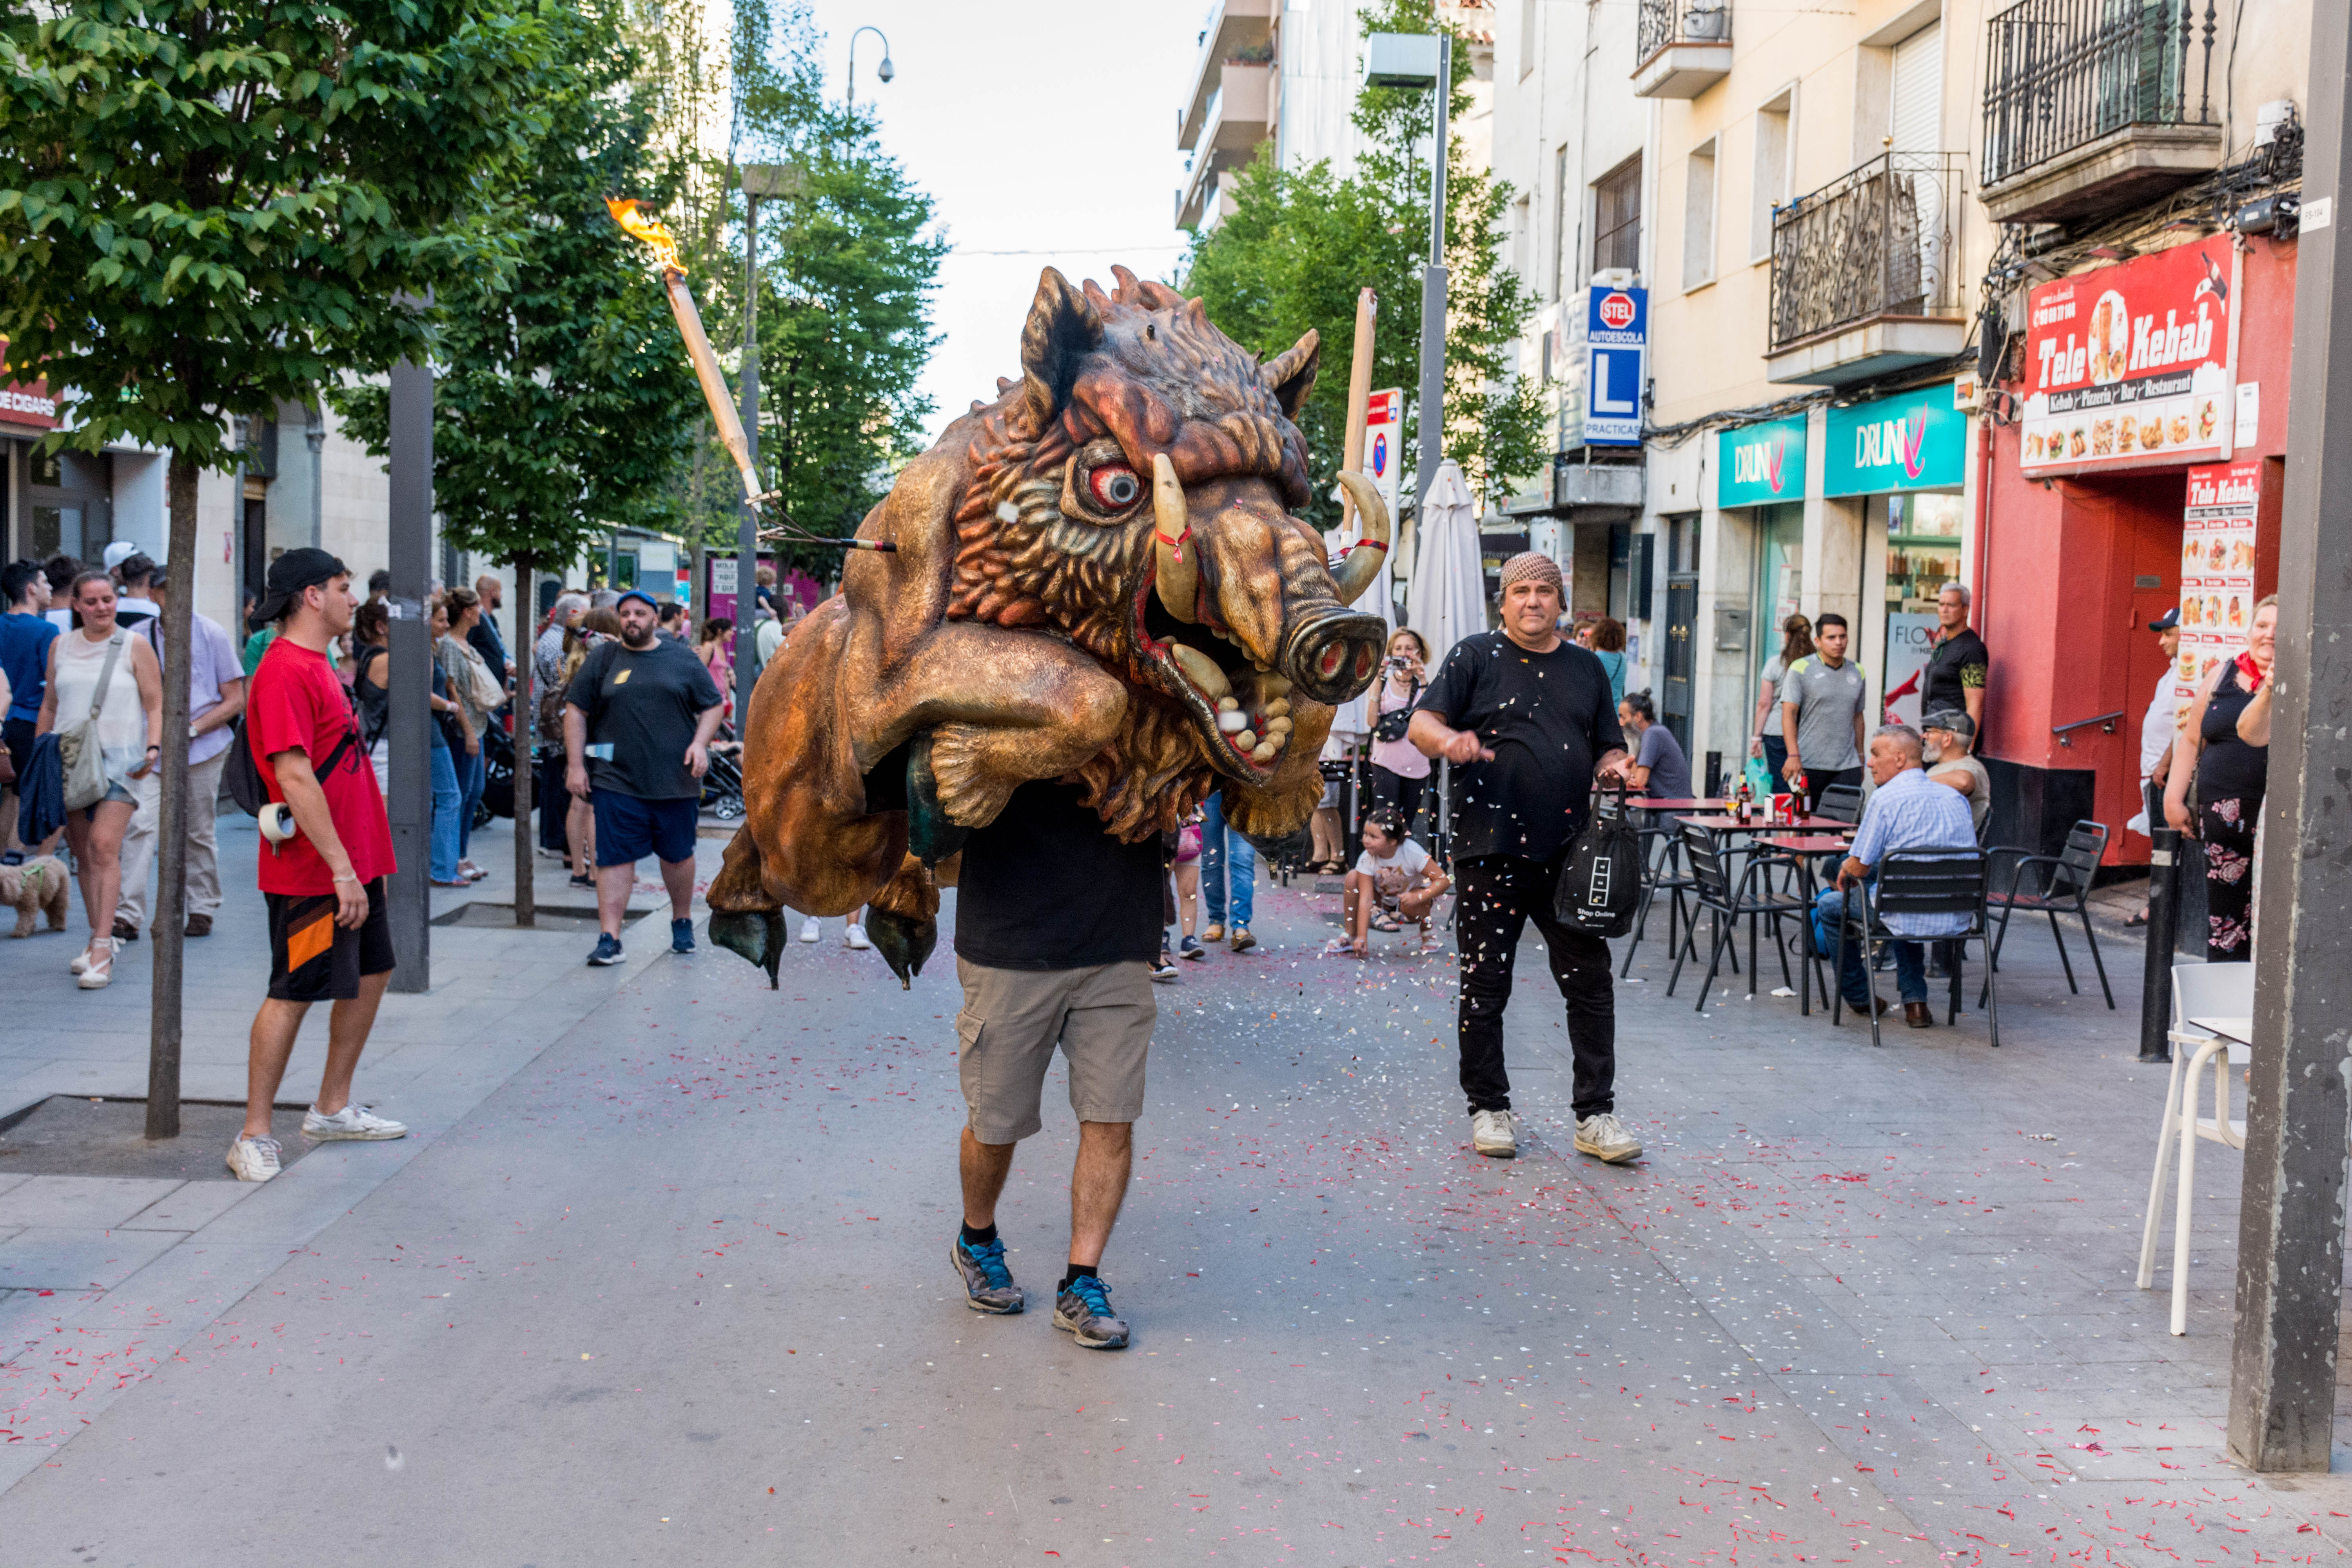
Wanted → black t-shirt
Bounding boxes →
[953,780,1164,970]
[2197,659,2269,802]
[1415,631,1626,863]
[1921,627,1988,719]
[564,637,722,800]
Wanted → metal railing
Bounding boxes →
[2052,710,2124,746]
[1636,0,1730,68]
[1768,152,1967,353]
[1981,0,2220,187]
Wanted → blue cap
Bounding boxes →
[615,588,660,612]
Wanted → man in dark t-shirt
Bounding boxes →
[564,588,723,966]
[946,778,1162,1351]
[1920,583,1987,748]
[1412,552,1638,1167]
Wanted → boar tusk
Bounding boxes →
[1152,452,1199,624]
[1330,470,1391,607]
[1169,642,1231,701]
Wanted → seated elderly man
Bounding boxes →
[1811,724,1977,1028]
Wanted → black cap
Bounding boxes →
[254,547,349,624]
[1920,707,1976,738]
[2148,607,2180,632]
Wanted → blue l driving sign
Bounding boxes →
[1581,286,1646,447]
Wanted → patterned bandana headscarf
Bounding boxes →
[1497,551,1563,599]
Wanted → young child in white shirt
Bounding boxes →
[1326,809,1450,957]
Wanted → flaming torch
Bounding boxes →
[607,198,893,552]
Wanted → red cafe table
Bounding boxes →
[1759,832,1860,1015]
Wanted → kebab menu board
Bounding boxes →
[2176,461,2260,704]
[2021,239,2230,472]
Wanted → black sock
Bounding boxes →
[1061,1265,1097,1292]
[960,1221,997,1249]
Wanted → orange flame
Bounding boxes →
[605,198,684,273]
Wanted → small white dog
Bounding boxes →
[0,854,70,938]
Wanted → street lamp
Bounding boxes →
[847,26,893,119]
[735,162,801,719]
[1364,31,1452,510]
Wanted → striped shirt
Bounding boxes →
[1849,766,1978,938]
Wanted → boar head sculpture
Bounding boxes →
[706,265,1390,985]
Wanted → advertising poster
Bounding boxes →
[1879,612,1940,728]
[2021,238,2230,472]
[2177,461,2261,705]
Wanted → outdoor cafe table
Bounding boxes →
[1758,833,1861,1016]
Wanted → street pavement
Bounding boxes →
[2,810,2349,1566]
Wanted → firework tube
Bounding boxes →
[661,271,765,506]
[1338,288,1376,531]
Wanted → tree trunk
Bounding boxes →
[512,548,535,928]
[146,453,200,1140]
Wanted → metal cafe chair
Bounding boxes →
[1984,820,2114,1009]
[1813,782,1864,825]
[1668,822,1808,1009]
[1827,848,1999,1047]
[2136,961,2254,1336]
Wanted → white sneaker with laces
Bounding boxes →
[303,1104,408,1141]
[844,923,871,951]
[225,1136,283,1181]
[1470,1109,1517,1159]
[798,916,822,944]
[1575,1111,1643,1164]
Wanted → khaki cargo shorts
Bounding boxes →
[955,957,1155,1144]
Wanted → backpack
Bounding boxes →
[1553,781,1642,938]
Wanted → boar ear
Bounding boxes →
[1020,268,1103,432]
[1261,328,1320,420]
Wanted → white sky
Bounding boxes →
[801,0,1201,443]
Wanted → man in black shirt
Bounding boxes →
[1410,552,1639,1165]
[1920,583,1987,749]
[564,588,724,966]
[946,779,1163,1350]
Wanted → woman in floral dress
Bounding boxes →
[2164,595,2274,960]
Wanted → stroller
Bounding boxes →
[701,720,746,821]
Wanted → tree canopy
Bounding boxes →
[1178,0,1543,516]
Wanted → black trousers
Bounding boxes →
[1367,764,1426,835]
[536,748,570,853]
[1801,766,1864,814]
[1454,854,1616,1119]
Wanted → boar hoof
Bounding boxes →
[709,909,787,989]
[866,907,937,990]
[907,732,971,866]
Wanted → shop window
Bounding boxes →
[1592,157,1642,278]
[30,448,62,487]
[1882,492,1964,611]
[613,550,640,591]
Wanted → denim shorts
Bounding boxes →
[591,789,699,867]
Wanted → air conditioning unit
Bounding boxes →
[1590,268,1638,291]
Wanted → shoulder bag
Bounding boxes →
[1372,674,1419,744]
[57,631,126,812]
[1553,780,1642,938]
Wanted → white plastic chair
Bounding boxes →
[2136,962,2255,1335]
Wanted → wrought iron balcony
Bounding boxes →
[1979,0,2224,223]
[1766,152,1968,384]
[1633,0,1730,99]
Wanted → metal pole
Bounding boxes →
[1413,33,1452,510]
[2136,826,2180,1062]
[736,194,761,720]
[2225,0,2352,1472]
[385,357,433,994]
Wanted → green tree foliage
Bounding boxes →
[1179,0,1544,515]
[641,0,944,575]
[330,3,699,575]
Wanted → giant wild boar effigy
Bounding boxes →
[700,265,1390,985]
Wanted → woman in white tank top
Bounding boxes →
[36,570,162,989]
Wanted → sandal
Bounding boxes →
[76,938,114,989]
[2124,909,2150,928]
[1368,911,1402,933]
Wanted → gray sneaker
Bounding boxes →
[1053,1274,1129,1349]
[1575,1111,1643,1164]
[950,1234,1025,1314]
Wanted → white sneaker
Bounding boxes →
[798,916,822,943]
[843,922,871,951]
[1575,1111,1643,1164]
[225,1136,283,1181]
[303,1104,408,1141]
[1470,1109,1517,1159]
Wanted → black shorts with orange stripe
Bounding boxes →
[266,878,396,1002]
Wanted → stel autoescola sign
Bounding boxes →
[1824,383,1964,495]
[1717,414,1808,507]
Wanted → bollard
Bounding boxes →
[2138,826,2181,1062]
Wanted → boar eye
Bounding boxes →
[1086,463,1142,511]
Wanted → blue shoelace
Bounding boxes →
[1063,1274,1114,1317]
[962,1236,1014,1289]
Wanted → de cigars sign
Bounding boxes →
[2020,239,2230,471]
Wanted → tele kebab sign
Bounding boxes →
[2020,239,2229,472]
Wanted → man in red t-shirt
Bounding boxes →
[227,548,407,1182]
